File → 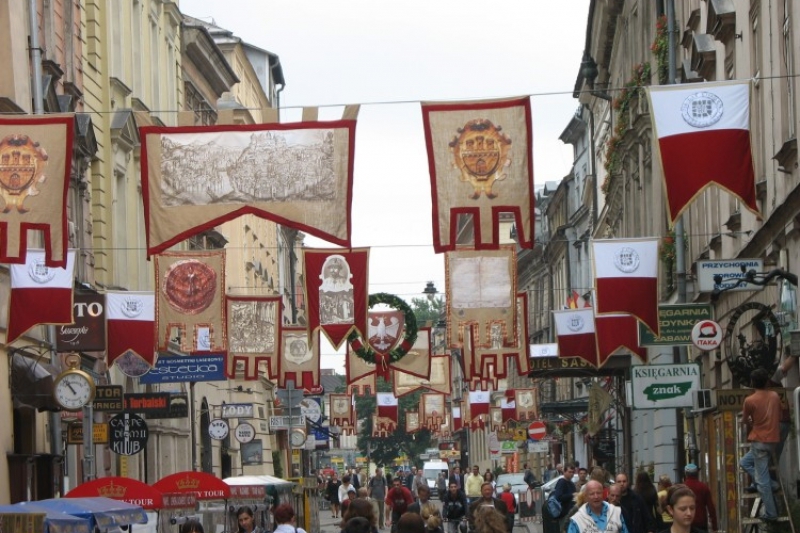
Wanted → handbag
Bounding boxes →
[546,492,562,518]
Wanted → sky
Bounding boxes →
[180,0,591,370]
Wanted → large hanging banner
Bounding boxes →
[648,80,758,222]
[226,296,282,379]
[155,251,226,354]
[394,353,451,397]
[421,392,445,430]
[303,248,369,350]
[553,307,598,367]
[139,115,357,256]
[595,313,647,365]
[421,97,534,253]
[514,388,538,421]
[346,344,376,395]
[0,115,73,267]
[374,392,398,436]
[406,411,420,434]
[279,327,321,389]
[388,326,431,379]
[330,393,354,428]
[107,291,155,367]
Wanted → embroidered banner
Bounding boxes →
[596,313,647,365]
[490,406,503,431]
[514,388,538,421]
[303,248,369,350]
[346,347,376,395]
[330,393,353,427]
[394,353,451,397]
[389,326,431,379]
[406,411,420,433]
[452,405,462,432]
[0,115,73,267]
[140,117,357,256]
[553,308,598,367]
[107,291,155,367]
[155,251,226,354]
[421,392,445,430]
[374,392,398,435]
[421,97,534,252]
[226,296,282,379]
[279,327,320,389]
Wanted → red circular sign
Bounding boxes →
[528,420,546,440]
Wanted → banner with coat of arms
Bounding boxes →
[303,248,369,350]
[421,97,534,253]
[226,296,282,380]
[155,250,226,354]
[0,115,74,268]
[514,388,538,421]
[388,326,431,378]
[330,393,354,429]
[421,392,445,430]
[139,112,358,257]
[279,327,320,389]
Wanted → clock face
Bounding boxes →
[54,371,95,411]
[290,429,306,447]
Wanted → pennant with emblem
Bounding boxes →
[155,250,226,354]
[106,291,155,367]
[226,296,281,379]
[553,308,598,367]
[421,392,445,430]
[490,406,504,432]
[501,398,516,423]
[405,411,420,434]
[467,390,490,429]
[303,248,369,350]
[514,388,538,421]
[139,109,358,257]
[279,327,320,390]
[0,115,74,268]
[388,326,431,378]
[6,249,75,344]
[452,405,463,432]
[421,97,534,252]
[592,238,659,335]
[595,313,647,365]
[330,393,353,427]
[374,392,398,436]
[586,382,613,437]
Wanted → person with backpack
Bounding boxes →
[385,477,414,532]
[369,467,389,527]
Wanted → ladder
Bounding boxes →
[738,442,795,533]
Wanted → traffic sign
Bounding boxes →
[527,420,546,440]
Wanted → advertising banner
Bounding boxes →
[140,354,226,384]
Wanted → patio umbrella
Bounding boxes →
[0,503,92,533]
[32,497,148,530]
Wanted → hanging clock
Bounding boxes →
[290,429,307,447]
[53,355,96,411]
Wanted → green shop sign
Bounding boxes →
[638,304,713,346]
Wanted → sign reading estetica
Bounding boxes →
[631,364,700,409]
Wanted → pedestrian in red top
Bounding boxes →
[385,477,414,532]
[739,368,782,521]
[681,464,718,532]
[499,483,516,532]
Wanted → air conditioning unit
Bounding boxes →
[692,389,714,412]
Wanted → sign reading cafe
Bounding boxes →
[630,363,700,409]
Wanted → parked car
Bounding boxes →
[541,474,580,500]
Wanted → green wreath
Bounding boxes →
[348,292,418,364]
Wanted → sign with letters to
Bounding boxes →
[67,422,109,444]
[697,259,764,293]
[55,292,106,352]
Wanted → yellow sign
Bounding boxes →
[67,422,109,444]
[332,457,344,464]
[513,429,527,442]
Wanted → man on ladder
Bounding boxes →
[740,368,782,523]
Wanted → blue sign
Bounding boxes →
[140,354,226,384]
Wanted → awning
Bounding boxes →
[10,352,61,411]
[223,475,293,487]
[0,503,92,533]
[31,497,148,530]
[153,471,231,500]
[65,476,164,509]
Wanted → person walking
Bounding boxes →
[523,463,538,489]
[340,475,355,508]
[681,464,718,532]
[328,472,343,519]
[465,465,484,503]
[543,463,576,533]
[656,476,673,528]
[575,468,589,492]
[408,485,441,533]
[633,471,664,531]
[369,467,388,529]
[236,505,267,533]
[385,477,414,532]
[498,483,517,533]
[740,367,782,522]
[273,504,308,533]
[437,472,448,499]
[413,469,427,500]
[442,481,469,533]
[567,480,628,533]
[449,466,463,489]
[468,482,509,532]
[614,473,655,533]
[659,485,697,533]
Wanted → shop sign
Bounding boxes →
[631,364,700,409]
[221,403,254,419]
[715,388,789,411]
[124,393,188,418]
[109,413,149,456]
[67,422,109,444]
[93,385,123,412]
[140,354,226,384]
[639,304,713,346]
[697,259,764,292]
[229,485,266,499]
[55,292,106,352]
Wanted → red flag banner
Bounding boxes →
[303,248,369,350]
[106,291,155,366]
[501,398,516,423]
[139,117,357,256]
[0,115,73,268]
[452,405,463,432]
[6,249,75,343]
[468,390,490,430]
[374,392,398,435]
[226,296,282,379]
[155,250,226,354]
[595,313,647,364]
[421,97,534,252]
[648,81,758,222]
[279,327,320,390]
[553,308,598,367]
[592,238,659,335]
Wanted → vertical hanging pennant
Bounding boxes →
[155,250,226,354]
[106,291,155,367]
[394,353,452,397]
[6,249,75,344]
[279,326,320,389]
[421,97,535,252]
[406,411,421,434]
[490,406,503,432]
[346,347,376,395]
[468,390,490,429]
[330,393,353,427]
[421,393,445,430]
[226,296,282,379]
[553,308,598,367]
[302,248,369,350]
[595,313,648,365]
[0,115,74,268]
[501,398,516,423]
[375,392,398,435]
[514,388,538,421]
[340,397,358,436]
[452,405,463,432]
[592,238,660,335]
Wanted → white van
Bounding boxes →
[422,460,450,497]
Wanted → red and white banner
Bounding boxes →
[106,291,155,366]
[595,313,647,365]
[648,81,758,222]
[376,392,398,420]
[452,405,463,432]
[553,308,598,367]
[468,390,490,430]
[278,327,320,390]
[501,398,516,423]
[592,238,659,334]
[422,97,535,252]
[0,115,74,268]
[6,249,75,343]
[303,248,369,350]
